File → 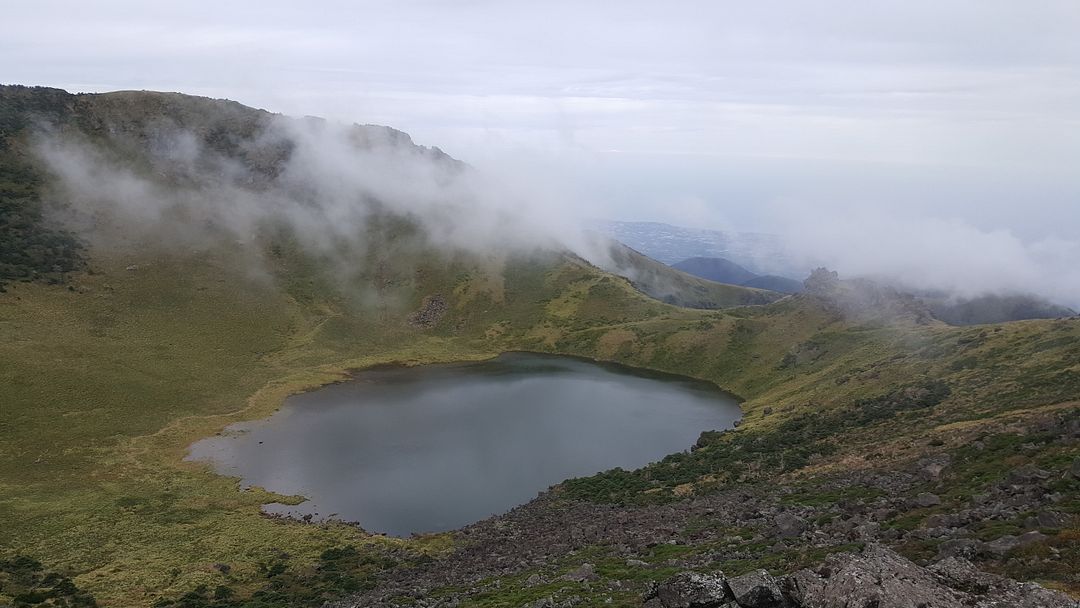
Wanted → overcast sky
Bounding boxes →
[4,1,1080,301]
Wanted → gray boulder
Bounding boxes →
[936,538,979,560]
[784,545,1078,608]
[980,530,1047,557]
[1009,465,1052,483]
[778,569,825,606]
[643,572,733,608]
[725,570,788,608]
[1025,510,1068,529]
[561,563,596,582]
[914,492,941,507]
[929,556,1079,608]
[917,455,952,480]
[643,546,1078,608]
[774,513,806,538]
[793,544,967,608]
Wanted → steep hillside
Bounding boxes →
[0,87,84,287]
[602,244,785,309]
[670,256,758,285]
[672,256,804,294]
[0,87,1077,607]
[742,273,804,293]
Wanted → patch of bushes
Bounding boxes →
[152,546,395,608]
[852,380,950,424]
[0,555,97,607]
[561,381,951,504]
[0,86,86,288]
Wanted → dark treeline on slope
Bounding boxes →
[0,86,84,288]
[0,84,470,291]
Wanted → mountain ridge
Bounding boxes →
[671,256,805,295]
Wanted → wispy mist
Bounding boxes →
[775,207,1080,309]
[9,1,1078,311]
[34,105,1080,313]
[34,111,603,278]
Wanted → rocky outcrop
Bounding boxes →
[407,294,448,328]
[643,572,730,607]
[929,556,1078,608]
[645,545,1077,608]
[801,268,934,325]
[725,570,786,608]
[773,513,806,538]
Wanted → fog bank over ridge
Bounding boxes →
[597,217,1080,311]
[6,1,1078,307]
[779,209,1080,311]
[21,88,1078,311]
[33,96,611,275]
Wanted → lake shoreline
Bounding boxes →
[189,353,744,537]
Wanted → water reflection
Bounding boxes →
[188,353,740,536]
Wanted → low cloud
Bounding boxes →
[34,111,602,280]
[31,104,1080,312]
[779,208,1080,309]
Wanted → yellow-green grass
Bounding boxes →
[0,249,498,605]
[2,244,1079,605]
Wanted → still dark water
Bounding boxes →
[188,353,740,536]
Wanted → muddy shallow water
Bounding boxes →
[188,353,741,537]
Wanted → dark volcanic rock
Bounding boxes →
[794,544,967,608]
[644,545,1079,608]
[406,294,448,328]
[644,572,732,608]
[778,569,825,606]
[782,545,1078,608]
[937,538,980,560]
[1025,510,1067,529]
[724,570,787,608]
[980,531,1048,557]
[773,513,806,538]
[913,492,941,507]
[561,562,596,582]
[929,556,1079,608]
[917,455,951,480]
[1009,465,1052,483]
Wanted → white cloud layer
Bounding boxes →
[4,0,1079,305]
[778,209,1080,308]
